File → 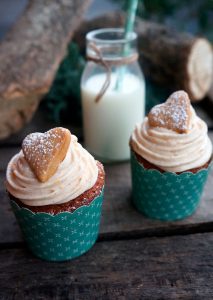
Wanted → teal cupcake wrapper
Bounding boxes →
[131,152,212,221]
[11,189,104,261]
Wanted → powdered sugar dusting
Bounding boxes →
[23,131,63,161]
[22,128,69,181]
[148,90,191,133]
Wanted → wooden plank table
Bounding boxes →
[0,104,213,299]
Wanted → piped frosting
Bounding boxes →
[131,91,212,172]
[6,134,99,206]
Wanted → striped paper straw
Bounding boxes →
[115,0,138,91]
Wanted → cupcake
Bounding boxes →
[6,127,105,261]
[130,91,212,221]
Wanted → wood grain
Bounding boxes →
[0,109,83,148]
[0,110,212,298]
[101,156,213,240]
[0,0,91,139]
[0,233,212,299]
[0,132,213,244]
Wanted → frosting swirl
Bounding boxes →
[6,135,99,206]
[131,108,212,172]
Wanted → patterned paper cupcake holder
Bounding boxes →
[11,190,104,261]
[131,152,212,221]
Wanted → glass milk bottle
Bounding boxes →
[81,28,145,162]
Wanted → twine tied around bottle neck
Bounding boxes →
[86,43,139,103]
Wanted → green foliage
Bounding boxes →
[117,0,213,41]
[43,42,85,123]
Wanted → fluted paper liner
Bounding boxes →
[11,189,104,261]
[131,152,211,221]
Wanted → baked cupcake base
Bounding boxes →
[10,161,104,214]
[130,146,212,221]
[132,147,211,174]
[10,161,105,261]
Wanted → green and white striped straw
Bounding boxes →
[125,0,138,39]
[115,0,138,91]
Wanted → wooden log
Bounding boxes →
[136,20,213,102]
[0,233,213,299]
[0,0,91,140]
[74,12,213,102]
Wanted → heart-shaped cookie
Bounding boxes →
[22,127,71,182]
[148,90,191,133]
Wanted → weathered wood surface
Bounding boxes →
[0,132,213,244]
[75,12,213,102]
[0,0,91,140]
[0,106,213,299]
[0,102,212,147]
[0,109,83,147]
[0,233,213,299]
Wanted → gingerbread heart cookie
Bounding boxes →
[22,127,71,182]
[148,90,191,133]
